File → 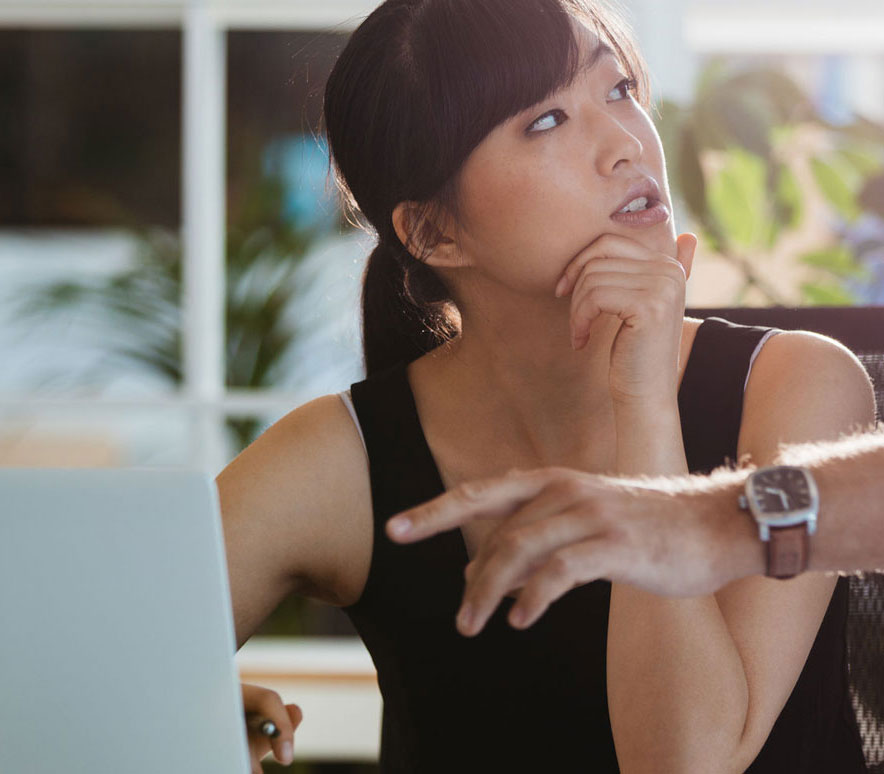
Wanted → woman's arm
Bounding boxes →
[216,394,373,650]
[607,331,875,773]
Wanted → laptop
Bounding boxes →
[0,469,251,774]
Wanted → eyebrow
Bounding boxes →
[579,41,617,74]
[515,41,620,124]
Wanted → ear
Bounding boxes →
[676,232,697,280]
[392,201,466,269]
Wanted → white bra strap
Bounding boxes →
[745,329,781,393]
[338,390,368,457]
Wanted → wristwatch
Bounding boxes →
[738,466,819,580]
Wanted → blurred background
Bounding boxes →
[0,0,882,769]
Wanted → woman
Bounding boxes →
[223,0,874,771]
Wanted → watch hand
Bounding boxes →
[762,486,791,510]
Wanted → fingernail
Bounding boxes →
[457,604,473,635]
[388,517,411,538]
[509,607,526,628]
[280,741,294,765]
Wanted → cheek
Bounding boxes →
[456,151,590,284]
[459,155,538,246]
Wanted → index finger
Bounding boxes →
[386,469,557,543]
[555,233,650,298]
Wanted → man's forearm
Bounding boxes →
[683,428,884,583]
[781,429,884,573]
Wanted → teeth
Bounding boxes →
[619,196,649,214]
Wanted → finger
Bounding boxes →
[675,232,698,279]
[458,511,600,637]
[571,255,687,300]
[243,687,296,767]
[570,272,650,323]
[509,538,616,629]
[555,234,654,298]
[570,286,646,349]
[463,482,584,594]
[565,255,686,283]
[287,703,304,731]
[267,715,296,767]
[459,473,595,591]
[387,468,561,542]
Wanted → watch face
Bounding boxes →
[750,467,813,514]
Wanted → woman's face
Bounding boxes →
[452,25,677,296]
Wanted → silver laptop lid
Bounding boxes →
[0,469,249,774]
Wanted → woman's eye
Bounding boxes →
[525,108,568,134]
[608,77,637,102]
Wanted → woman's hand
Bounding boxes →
[555,232,697,407]
[241,682,303,773]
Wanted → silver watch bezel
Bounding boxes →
[738,465,819,542]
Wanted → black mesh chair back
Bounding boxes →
[688,306,884,772]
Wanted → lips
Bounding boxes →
[610,178,662,217]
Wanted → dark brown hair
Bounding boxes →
[323,0,649,375]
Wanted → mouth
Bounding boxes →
[610,178,663,218]
[615,195,655,214]
[609,178,669,227]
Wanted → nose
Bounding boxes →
[594,113,643,176]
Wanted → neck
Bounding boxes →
[417,292,624,463]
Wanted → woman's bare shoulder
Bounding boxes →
[217,393,373,612]
[738,329,876,460]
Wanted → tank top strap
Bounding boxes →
[678,316,780,474]
[347,362,460,613]
[349,361,445,515]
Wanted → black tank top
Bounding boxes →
[344,317,867,773]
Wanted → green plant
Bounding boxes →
[656,60,884,306]
[21,172,320,451]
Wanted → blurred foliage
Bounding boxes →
[21,172,319,451]
[656,59,884,306]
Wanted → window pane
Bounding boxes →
[0,29,180,228]
[0,30,183,398]
[225,30,366,396]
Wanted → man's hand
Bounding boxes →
[387,468,756,636]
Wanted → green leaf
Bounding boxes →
[836,145,884,178]
[800,246,870,280]
[706,148,769,249]
[774,165,804,230]
[809,156,862,222]
[800,282,856,306]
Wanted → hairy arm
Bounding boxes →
[633,427,884,587]
[607,332,875,773]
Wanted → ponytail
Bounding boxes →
[361,238,459,377]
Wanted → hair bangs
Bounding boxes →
[399,0,649,208]
[411,0,581,190]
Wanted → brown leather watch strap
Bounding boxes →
[766,524,810,579]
